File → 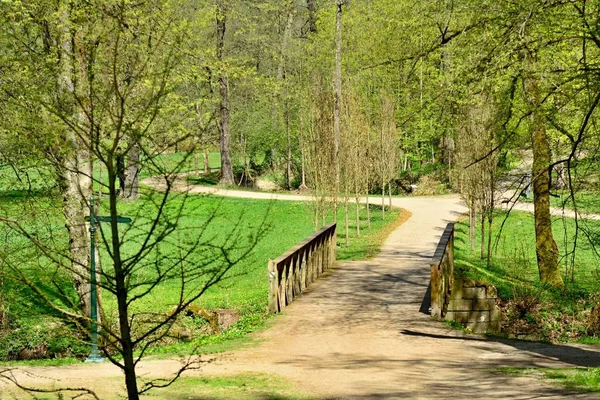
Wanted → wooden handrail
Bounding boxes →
[268,223,337,314]
[430,223,455,319]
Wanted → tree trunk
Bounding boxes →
[108,167,139,400]
[59,161,92,319]
[278,5,295,190]
[487,169,495,266]
[480,212,485,260]
[57,0,92,319]
[355,200,360,237]
[216,2,234,186]
[301,148,307,188]
[366,173,371,228]
[124,144,140,200]
[333,0,343,222]
[527,71,563,287]
[531,109,563,286]
[381,184,385,220]
[487,213,493,266]
[307,0,317,34]
[366,191,371,229]
[286,102,292,190]
[344,197,349,246]
[469,199,475,251]
[203,148,211,174]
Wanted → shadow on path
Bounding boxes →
[401,330,600,368]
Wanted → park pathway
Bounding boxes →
[183,191,600,399]
[4,180,600,399]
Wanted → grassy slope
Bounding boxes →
[0,172,402,362]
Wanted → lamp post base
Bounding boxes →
[85,349,104,363]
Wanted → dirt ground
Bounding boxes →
[3,186,600,399]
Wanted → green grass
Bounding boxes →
[3,372,315,399]
[0,179,402,361]
[144,373,316,400]
[138,151,222,180]
[521,190,600,215]
[0,357,80,367]
[497,367,600,393]
[542,368,600,392]
[454,210,600,298]
[185,171,279,192]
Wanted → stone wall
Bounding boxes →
[445,276,500,334]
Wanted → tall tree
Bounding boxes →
[216,0,234,185]
[333,0,343,220]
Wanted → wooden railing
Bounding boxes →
[268,223,337,314]
[430,223,455,319]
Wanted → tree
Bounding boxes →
[0,1,267,398]
[216,0,235,186]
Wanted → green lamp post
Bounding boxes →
[85,195,104,363]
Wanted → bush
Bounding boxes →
[414,176,448,196]
[0,318,88,361]
[500,292,600,343]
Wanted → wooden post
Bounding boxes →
[430,263,441,319]
[286,262,293,305]
[300,250,307,292]
[279,264,287,311]
[268,260,278,314]
[293,255,301,297]
[317,239,323,276]
[332,226,337,262]
[448,228,455,287]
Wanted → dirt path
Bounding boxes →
[4,181,600,399]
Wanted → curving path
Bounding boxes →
[4,179,600,399]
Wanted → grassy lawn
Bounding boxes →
[2,372,315,399]
[454,210,600,298]
[498,367,600,394]
[144,373,315,400]
[0,175,402,362]
[521,190,600,215]
[138,151,222,179]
